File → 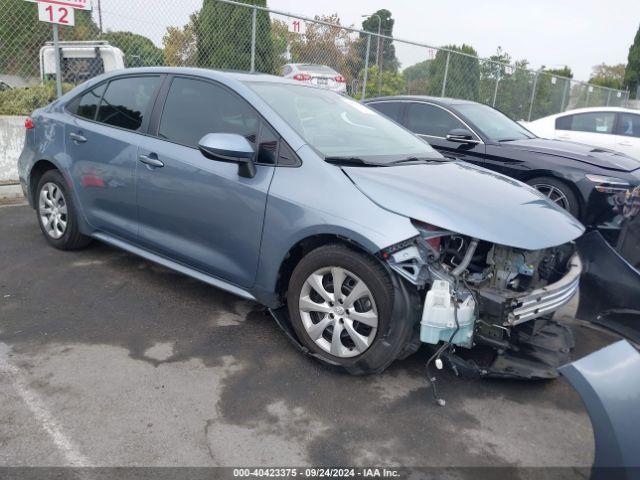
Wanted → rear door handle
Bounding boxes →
[618,141,633,147]
[69,132,87,143]
[138,153,164,168]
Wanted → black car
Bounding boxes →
[365,96,640,237]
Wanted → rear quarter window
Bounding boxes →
[555,115,572,130]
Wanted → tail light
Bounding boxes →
[293,73,311,81]
[334,75,346,83]
[25,117,34,130]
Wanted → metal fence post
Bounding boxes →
[606,89,611,106]
[492,71,500,107]
[361,34,371,101]
[250,6,257,73]
[560,79,569,112]
[52,24,62,98]
[441,51,450,97]
[527,71,539,122]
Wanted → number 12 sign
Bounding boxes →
[37,2,75,26]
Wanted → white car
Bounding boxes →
[524,107,640,161]
[280,63,347,93]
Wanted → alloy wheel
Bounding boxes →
[298,266,378,358]
[532,183,570,211]
[39,182,68,239]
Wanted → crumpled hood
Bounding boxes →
[502,138,640,172]
[342,161,585,250]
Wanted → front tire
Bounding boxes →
[36,169,91,250]
[526,177,580,218]
[287,244,404,375]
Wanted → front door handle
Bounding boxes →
[69,132,87,143]
[138,153,164,168]
[618,141,633,147]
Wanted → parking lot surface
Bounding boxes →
[0,203,620,469]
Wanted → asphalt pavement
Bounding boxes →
[0,203,620,471]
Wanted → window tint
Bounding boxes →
[405,103,464,137]
[159,77,259,148]
[257,122,278,165]
[563,112,615,134]
[616,113,640,138]
[74,83,106,120]
[369,102,403,122]
[97,76,161,131]
[278,141,301,167]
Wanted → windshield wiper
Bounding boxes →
[324,156,378,167]
[389,156,448,165]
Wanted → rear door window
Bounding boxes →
[560,112,616,134]
[369,102,403,122]
[616,113,640,138]
[405,103,465,137]
[158,77,259,148]
[96,76,161,132]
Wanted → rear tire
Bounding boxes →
[526,177,580,218]
[287,244,405,375]
[36,169,91,250]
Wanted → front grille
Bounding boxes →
[508,254,582,325]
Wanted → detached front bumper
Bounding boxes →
[509,253,582,326]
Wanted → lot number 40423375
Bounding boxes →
[37,2,75,26]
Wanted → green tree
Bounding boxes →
[0,0,98,77]
[589,63,626,89]
[163,14,198,67]
[624,24,640,98]
[360,9,399,73]
[357,65,404,99]
[196,0,274,73]
[101,31,163,67]
[403,59,431,94]
[271,14,358,80]
[425,44,479,100]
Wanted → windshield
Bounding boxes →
[247,82,443,163]
[456,103,535,142]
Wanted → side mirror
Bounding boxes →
[198,133,256,178]
[445,128,480,145]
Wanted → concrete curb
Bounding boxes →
[0,183,24,203]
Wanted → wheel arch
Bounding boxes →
[273,233,382,306]
[519,170,585,219]
[28,159,60,207]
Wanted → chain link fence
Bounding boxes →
[0,0,633,121]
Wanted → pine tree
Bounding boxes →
[624,24,640,98]
[196,0,274,73]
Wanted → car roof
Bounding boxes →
[83,66,301,89]
[364,95,477,107]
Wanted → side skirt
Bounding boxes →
[92,232,257,302]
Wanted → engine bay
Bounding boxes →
[381,221,581,380]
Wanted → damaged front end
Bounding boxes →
[382,221,582,379]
